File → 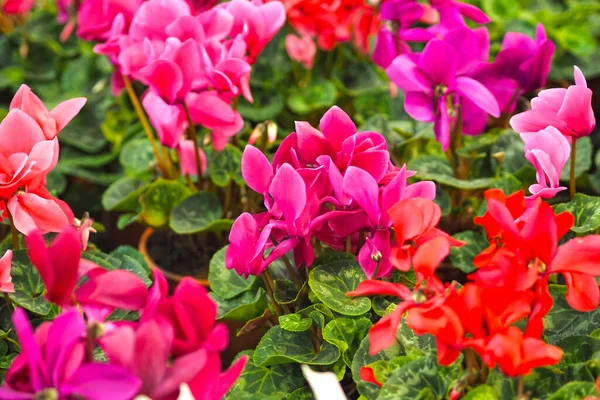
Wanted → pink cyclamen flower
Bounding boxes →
[0,250,14,293]
[0,308,141,400]
[7,186,74,235]
[494,23,554,93]
[74,214,97,251]
[521,126,570,200]
[0,110,59,199]
[511,66,596,139]
[77,0,143,41]
[285,34,317,70]
[26,227,148,309]
[142,38,200,105]
[177,139,207,176]
[10,84,86,140]
[386,34,500,150]
[2,0,34,14]
[143,91,188,148]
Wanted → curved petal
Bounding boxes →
[455,76,500,117]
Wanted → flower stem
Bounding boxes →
[3,293,13,314]
[122,75,168,177]
[4,200,19,251]
[282,253,303,290]
[262,270,284,317]
[517,376,525,399]
[570,138,577,199]
[182,102,204,190]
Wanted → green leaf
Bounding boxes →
[238,91,284,122]
[482,0,520,20]
[279,313,313,332]
[410,155,494,189]
[139,179,191,228]
[308,257,371,316]
[287,79,338,115]
[169,191,232,234]
[208,246,256,300]
[555,194,600,234]
[102,177,149,212]
[56,164,121,186]
[119,138,155,175]
[561,137,592,180]
[228,351,305,399]
[273,279,307,305]
[377,356,460,400]
[449,231,489,274]
[253,325,340,367]
[490,130,529,176]
[463,385,498,399]
[288,387,314,400]
[116,213,139,230]
[331,61,385,96]
[434,188,451,216]
[544,285,600,343]
[207,145,244,187]
[9,250,50,316]
[211,289,268,322]
[548,381,596,400]
[322,317,371,367]
[46,169,67,196]
[491,174,523,194]
[109,246,152,286]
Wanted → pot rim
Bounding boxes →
[138,227,210,287]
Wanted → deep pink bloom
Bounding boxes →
[10,85,86,140]
[26,227,148,310]
[0,250,14,293]
[386,30,500,150]
[521,126,570,200]
[141,38,200,105]
[285,34,317,70]
[0,308,141,400]
[143,91,188,148]
[494,24,555,93]
[7,187,74,235]
[2,0,34,15]
[511,66,596,138]
[0,110,59,199]
[77,0,143,41]
[177,139,207,177]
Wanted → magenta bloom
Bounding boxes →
[143,91,187,148]
[511,66,596,138]
[2,0,34,15]
[494,23,555,93]
[0,250,14,293]
[77,0,143,41]
[386,30,500,149]
[0,309,141,400]
[520,126,570,200]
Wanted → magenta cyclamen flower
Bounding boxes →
[0,309,141,400]
[520,126,570,200]
[386,29,500,149]
[494,24,555,93]
[511,66,596,139]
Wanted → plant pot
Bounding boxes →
[138,227,210,288]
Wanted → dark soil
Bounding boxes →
[147,230,224,279]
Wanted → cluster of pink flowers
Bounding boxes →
[0,227,245,400]
[226,106,437,278]
[375,0,557,150]
[78,0,285,170]
[510,66,596,199]
[0,85,85,235]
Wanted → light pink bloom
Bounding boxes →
[285,34,317,69]
[7,187,74,235]
[143,91,188,148]
[0,250,14,293]
[511,66,596,138]
[521,126,570,200]
[2,0,34,14]
[177,139,207,176]
[9,85,86,140]
[0,110,59,198]
[74,214,97,251]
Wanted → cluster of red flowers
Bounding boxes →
[279,0,379,52]
[350,189,600,380]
